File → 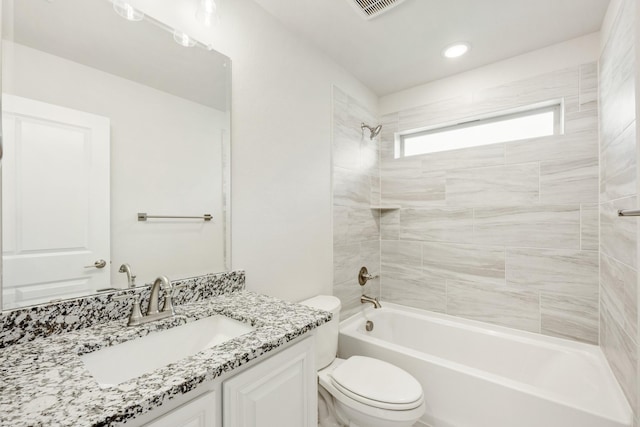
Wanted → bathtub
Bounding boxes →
[338,303,632,427]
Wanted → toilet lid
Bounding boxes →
[329,356,423,407]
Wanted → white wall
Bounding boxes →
[125,0,378,301]
[380,32,600,115]
[3,41,228,287]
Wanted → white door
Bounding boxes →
[223,336,317,427]
[2,94,110,308]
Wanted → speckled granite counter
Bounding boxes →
[0,291,331,427]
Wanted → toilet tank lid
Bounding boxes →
[299,295,341,311]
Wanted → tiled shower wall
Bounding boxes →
[599,0,639,418]
[379,64,600,344]
[332,87,381,318]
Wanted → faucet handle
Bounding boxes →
[358,266,379,286]
[113,293,144,326]
[162,283,187,314]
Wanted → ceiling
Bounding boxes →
[252,0,611,96]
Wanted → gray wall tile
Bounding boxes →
[348,208,380,243]
[446,163,539,206]
[332,87,380,318]
[506,248,598,297]
[447,280,540,332]
[399,208,473,243]
[597,0,638,416]
[397,94,474,132]
[472,67,579,114]
[579,63,598,111]
[381,162,445,207]
[334,243,363,285]
[420,143,505,172]
[601,252,638,340]
[541,293,598,344]
[333,206,349,248]
[333,117,362,171]
[540,156,598,204]
[381,240,422,266]
[601,124,637,202]
[372,64,600,343]
[474,205,580,249]
[380,113,398,160]
[601,197,637,269]
[599,0,636,146]
[380,209,400,240]
[580,204,599,250]
[601,303,638,415]
[381,263,446,313]
[564,108,599,134]
[334,279,364,320]
[600,166,637,203]
[505,132,598,165]
[334,166,371,208]
[422,242,505,285]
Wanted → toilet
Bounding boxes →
[301,295,425,427]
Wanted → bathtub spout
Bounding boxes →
[360,294,381,309]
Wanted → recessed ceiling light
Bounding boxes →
[442,43,470,59]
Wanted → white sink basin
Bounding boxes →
[80,315,254,387]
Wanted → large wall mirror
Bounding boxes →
[0,0,231,310]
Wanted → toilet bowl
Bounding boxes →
[300,295,425,427]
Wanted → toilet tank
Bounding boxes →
[299,295,341,370]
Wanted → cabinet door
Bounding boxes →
[145,390,219,427]
[223,336,317,427]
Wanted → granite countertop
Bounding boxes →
[0,291,331,427]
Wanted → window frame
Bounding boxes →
[395,101,564,159]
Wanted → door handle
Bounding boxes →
[85,259,107,269]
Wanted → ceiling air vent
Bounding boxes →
[348,0,407,20]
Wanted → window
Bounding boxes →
[397,102,563,158]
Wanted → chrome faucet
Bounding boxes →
[118,263,136,288]
[147,276,173,318]
[115,275,182,326]
[361,294,382,309]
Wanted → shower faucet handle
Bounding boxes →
[358,266,379,286]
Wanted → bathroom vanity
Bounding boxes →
[0,279,330,427]
[132,334,316,427]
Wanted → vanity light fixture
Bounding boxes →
[196,0,219,27]
[112,0,144,22]
[442,42,470,59]
[173,30,197,47]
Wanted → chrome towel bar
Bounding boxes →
[618,209,640,217]
[138,213,212,221]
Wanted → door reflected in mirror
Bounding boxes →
[1,0,231,310]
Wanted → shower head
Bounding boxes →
[361,123,383,140]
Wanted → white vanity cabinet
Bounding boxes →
[140,335,316,427]
[223,335,317,427]
[145,390,220,427]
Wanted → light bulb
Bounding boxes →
[442,43,470,59]
[113,0,144,22]
[173,30,196,48]
[196,0,219,27]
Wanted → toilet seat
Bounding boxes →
[318,358,426,426]
[329,356,423,411]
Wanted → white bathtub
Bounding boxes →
[338,303,632,427]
